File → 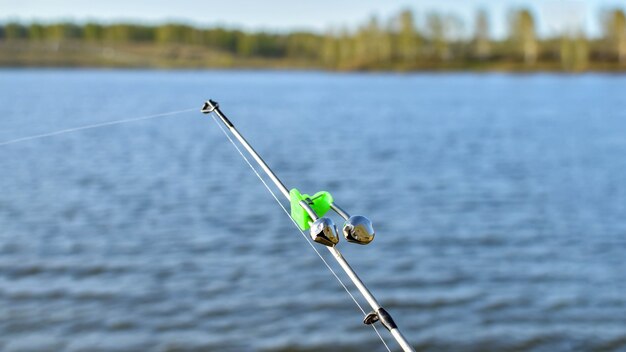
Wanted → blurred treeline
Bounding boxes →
[1,8,626,71]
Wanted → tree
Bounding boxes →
[28,24,45,40]
[509,9,538,64]
[426,13,449,61]
[83,23,103,41]
[47,23,82,41]
[235,31,254,57]
[561,32,588,71]
[473,9,491,60]
[156,24,193,44]
[354,16,390,67]
[203,28,238,53]
[4,22,27,40]
[254,32,285,57]
[321,30,338,67]
[337,28,355,69]
[603,9,626,63]
[378,19,393,65]
[104,24,132,42]
[396,9,419,62]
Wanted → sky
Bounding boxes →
[1,0,624,38]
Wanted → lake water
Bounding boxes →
[1,70,625,352]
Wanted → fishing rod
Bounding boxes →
[202,99,414,352]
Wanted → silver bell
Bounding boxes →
[342,215,375,245]
[310,217,340,247]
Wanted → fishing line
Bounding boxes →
[0,108,197,147]
[209,114,392,352]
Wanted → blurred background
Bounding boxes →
[1,0,626,71]
[1,1,625,352]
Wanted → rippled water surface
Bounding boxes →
[1,70,625,351]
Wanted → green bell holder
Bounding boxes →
[290,188,333,230]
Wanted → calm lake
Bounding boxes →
[1,70,625,352]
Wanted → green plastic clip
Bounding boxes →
[290,188,333,230]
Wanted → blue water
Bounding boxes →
[1,70,625,352]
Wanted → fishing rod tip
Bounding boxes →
[201,99,219,114]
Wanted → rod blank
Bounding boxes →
[202,100,415,352]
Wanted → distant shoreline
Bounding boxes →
[2,42,625,73]
[3,9,626,73]
[2,51,624,73]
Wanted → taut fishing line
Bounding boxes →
[0,102,396,350]
[0,108,197,147]
[209,114,392,352]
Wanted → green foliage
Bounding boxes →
[352,16,393,68]
[1,6,625,71]
[603,9,626,62]
[509,9,538,64]
[286,32,322,60]
[83,23,103,41]
[396,9,420,62]
[28,24,45,40]
[473,9,491,60]
[202,28,238,52]
[561,33,589,71]
[425,13,449,61]
[156,24,194,44]
[4,22,27,40]
[321,31,338,67]
[235,31,254,57]
[47,23,82,41]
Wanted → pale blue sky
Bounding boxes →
[1,0,624,38]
